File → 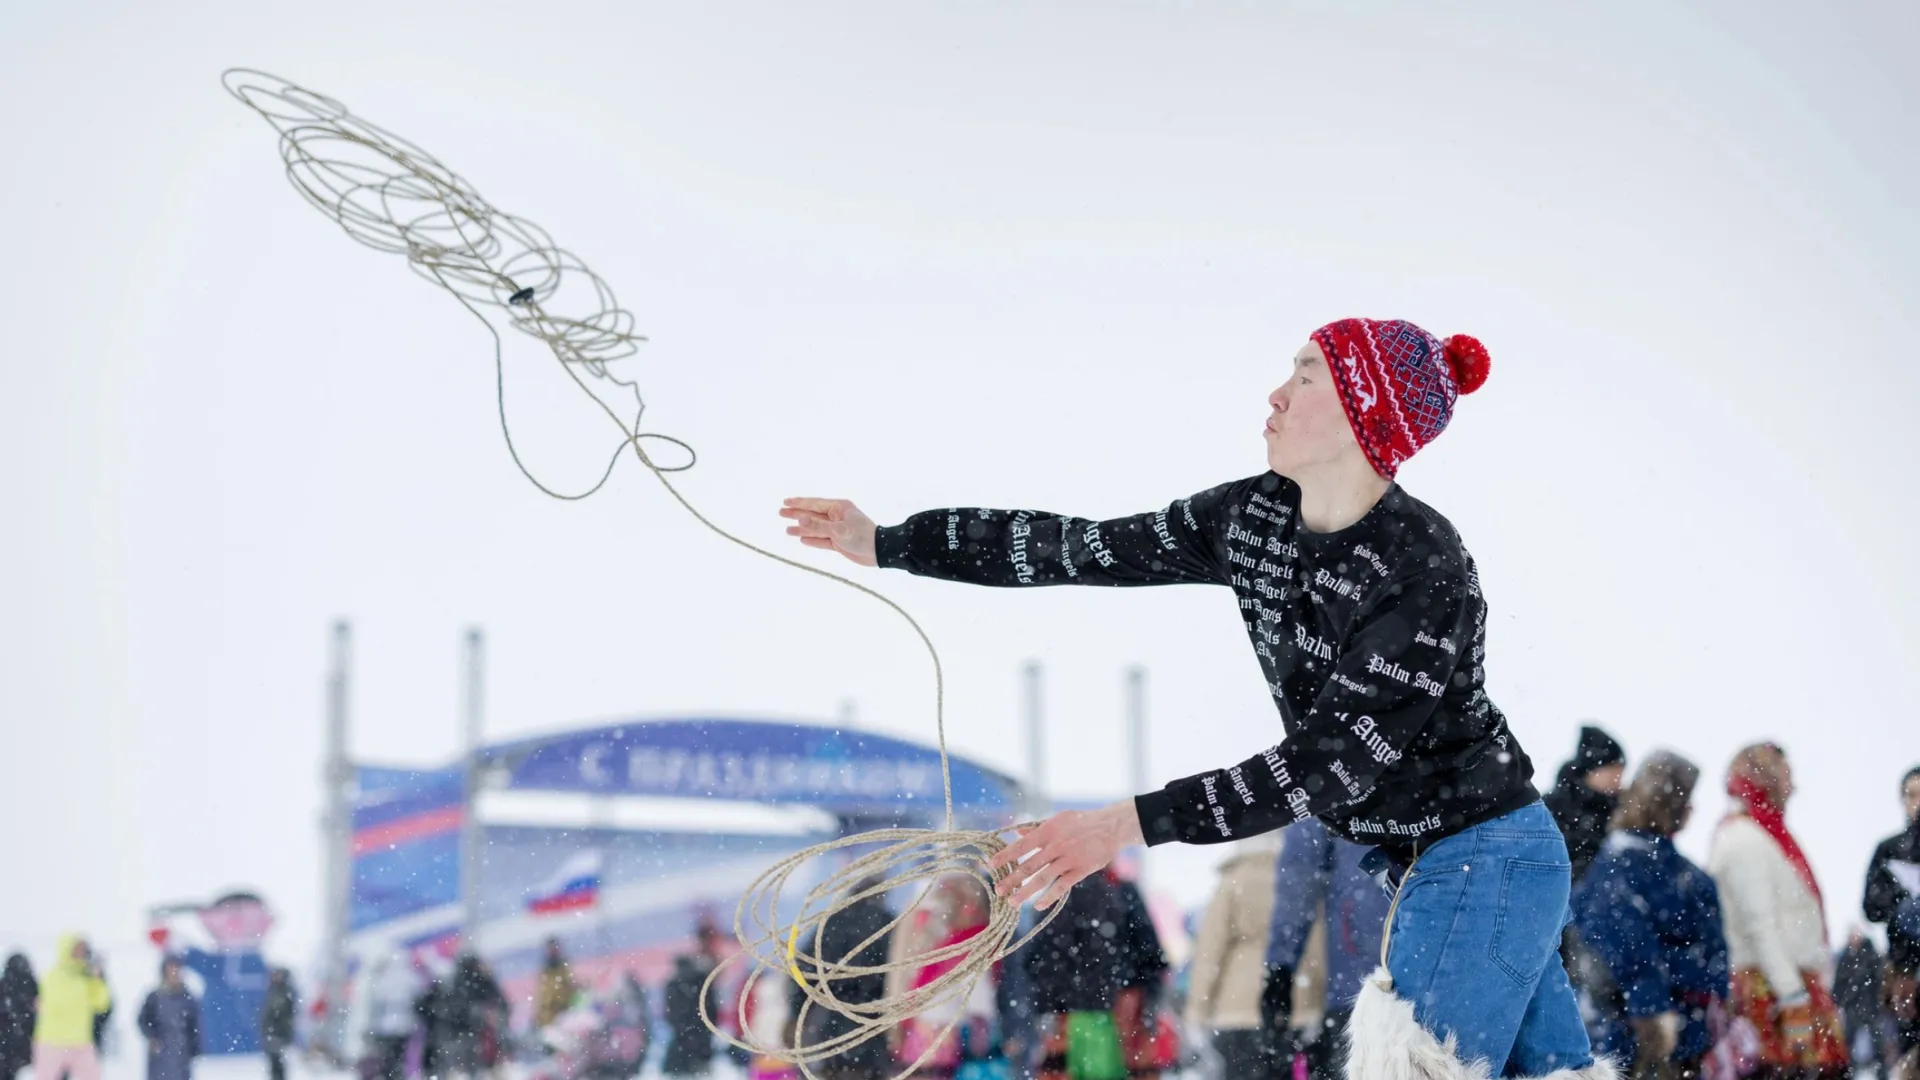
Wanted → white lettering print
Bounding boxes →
[1343,712,1404,766]
[1226,522,1262,549]
[1151,509,1178,551]
[1244,503,1287,527]
[1328,759,1366,799]
[1414,629,1458,655]
[1248,492,1292,518]
[1226,547,1259,571]
[1315,568,1361,600]
[946,512,961,551]
[1267,536,1300,559]
[1257,558,1294,580]
[1261,746,1292,789]
[1180,498,1201,533]
[1412,670,1446,697]
[1058,521,1079,579]
[1200,775,1234,837]
[1366,654,1411,685]
[1009,511,1035,584]
[1332,671,1370,695]
[1352,543,1391,578]
[1285,787,1312,819]
[1082,522,1117,568]
[1254,577,1286,601]
[1227,766,1257,806]
[1348,813,1443,839]
[1294,625,1335,661]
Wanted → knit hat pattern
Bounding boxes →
[1311,317,1490,478]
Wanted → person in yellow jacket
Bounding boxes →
[533,938,578,1030]
[34,935,112,1080]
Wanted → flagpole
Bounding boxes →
[461,627,485,952]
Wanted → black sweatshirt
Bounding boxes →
[875,472,1539,859]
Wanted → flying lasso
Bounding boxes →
[221,70,1058,1079]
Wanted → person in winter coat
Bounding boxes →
[1185,837,1280,1080]
[787,883,895,1080]
[535,939,579,1032]
[33,935,112,1080]
[1545,726,1628,884]
[1262,816,1390,1080]
[258,968,297,1080]
[442,955,504,1080]
[786,319,1606,1080]
[361,953,420,1080]
[1022,870,1131,1080]
[1,954,37,1080]
[896,876,997,1079]
[1111,875,1170,1080]
[1708,743,1848,1080]
[138,959,202,1080]
[1863,764,1920,1064]
[661,952,717,1078]
[414,976,453,1080]
[1571,751,1729,1080]
[1832,932,1884,1071]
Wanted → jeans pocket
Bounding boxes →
[1488,859,1570,986]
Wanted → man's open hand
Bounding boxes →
[779,498,879,567]
[987,800,1145,909]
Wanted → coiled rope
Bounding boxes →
[222,69,1058,1080]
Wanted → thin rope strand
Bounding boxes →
[223,68,1059,1080]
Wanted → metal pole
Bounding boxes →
[1022,661,1047,818]
[1125,664,1149,888]
[461,627,485,952]
[321,620,352,1058]
[1125,665,1148,797]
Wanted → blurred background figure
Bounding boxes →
[1262,817,1388,1080]
[258,968,297,1080]
[1183,835,1278,1080]
[787,878,894,1080]
[1023,869,1134,1080]
[1571,750,1728,1080]
[896,874,998,1080]
[1832,930,1883,1076]
[137,957,201,1080]
[1546,725,1629,884]
[444,954,504,1080]
[1,954,37,1080]
[536,939,579,1034]
[1864,764,1920,1077]
[1709,743,1848,1080]
[33,935,111,1080]
[662,920,725,1079]
[362,953,420,1080]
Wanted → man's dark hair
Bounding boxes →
[1903,764,1920,790]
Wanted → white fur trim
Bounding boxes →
[1342,967,1619,1080]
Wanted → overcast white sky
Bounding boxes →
[4,0,1917,974]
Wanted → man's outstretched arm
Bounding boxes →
[781,481,1247,588]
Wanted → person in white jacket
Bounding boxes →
[362,953,421,1080]
[1707,743,1848,1080]
[1185,835,1281,1080]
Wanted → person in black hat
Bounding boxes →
[1545,725,1627,884]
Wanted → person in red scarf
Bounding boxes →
[1707,743,1849,1080]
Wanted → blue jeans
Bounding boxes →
[1384,801,1594,1076]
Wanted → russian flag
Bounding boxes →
[526,849,604,916]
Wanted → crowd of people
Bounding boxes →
[1177,731,1920,1080]
[2,738,1912,1080]
[0,937,305,1080]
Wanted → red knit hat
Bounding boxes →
[1310,318,1490,479]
